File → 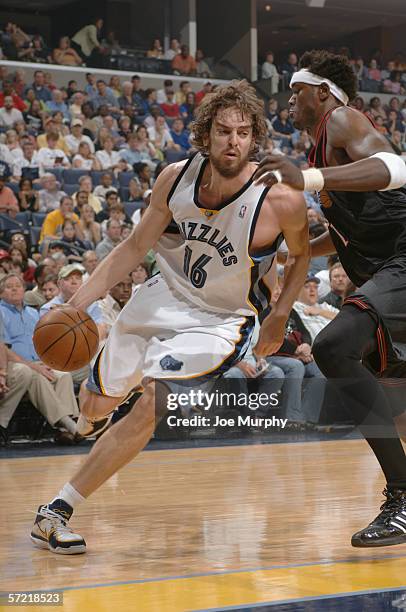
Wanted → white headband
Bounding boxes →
[290,69,349,106]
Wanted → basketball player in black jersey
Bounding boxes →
[254,49,406,548]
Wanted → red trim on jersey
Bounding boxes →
[344,296,388,373]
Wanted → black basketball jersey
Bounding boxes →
[309,107,406,287]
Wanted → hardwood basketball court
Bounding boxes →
[1,438,405,611]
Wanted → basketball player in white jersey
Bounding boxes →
[31,81,310,554]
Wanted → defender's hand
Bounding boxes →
[253,154,305,190]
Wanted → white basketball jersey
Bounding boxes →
[155,153,283,316]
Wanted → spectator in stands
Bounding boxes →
[24,99,44,134]
[0,273,79,442]
[84,73,97,102]
[73,142,102,171]
[19,35,50,63]
[11,141,40,182]
[195,49,212,78]
[93,172,118,203]
[0,80,26,111]
[0,95,24,128]
[147,116,176,156]
[388,96,402,118]
[280,52,298,79]
[381,60,396,81]
[99,199,131,237]
[0,314,34,444]
[175,80,191,106]
[160,89,180,118]
[99,275,132,335]
[65,119,95,156]
[195,81,213,106]
[383,70,404,95]
[53,36,82,66]
[71,17,105,65]
[118,81,136,109]
[119,132,155,168]
[321,263,351,310]
[46,89,70,122]
[271,107,296,149]
[352,57,368,89]
[37,132,70,173]
[78,204,101,247]
[294,276,339,344]
[4,22,31,55]
[74,175,102,214]
[8,247,35,287]
[127,177,143,202]
[261,52,279,94]
[9,232,34,266]
[156,79,174,105]
[131,263,149,291]
[24,258,56,309]
[81,102,98,139]
[143,104,165,130]
[172,45,196,76]
[37,116,69,154]
[0,162,18,217]
[82,250,99,281]
[38,173,66,213]
[147,39,163,59]
[134,162,153,191]
[17,178,39,212]
[164,38,180,61]
[103,31,121,56]
[42,274,59,302]
[131,74,144,100]
[93,80,120,114]
[95,218,122,260]
[4,130,22,161]
[29,70,52,103]
[385,109,405,136]
[57,219,88,261]
[179,91,196,125]
[366,96,386,121]
[390,130,405,155]
[40,195,79,243]
[170,118,191,152]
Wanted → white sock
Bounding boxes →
[51,482,86,509]
[56,416,77,435]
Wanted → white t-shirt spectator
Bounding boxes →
[36,148,70,172]
[0,107,24,128]
[95,149,121,170]
[38,189,67,212]
[293,300,339,343]
[93,184,118,203]
[0,144,15,166]
[65,134,95,155]
[72,154,94,170]
[12,152,41,178]
[147,126,173,150]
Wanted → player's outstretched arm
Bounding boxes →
[68,162,184,312]
[255,187,310,358]
[253,108,406,193]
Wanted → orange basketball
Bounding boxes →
[33,306,99,371]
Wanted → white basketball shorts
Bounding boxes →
[87,274,254,397]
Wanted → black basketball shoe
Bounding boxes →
[351,488,406,547]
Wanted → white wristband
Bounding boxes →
[272,170,282,183]
[302,168,325,192]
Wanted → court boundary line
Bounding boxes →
[193,586,406,611]
[14,552,406,593]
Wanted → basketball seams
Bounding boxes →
[63,329,77,370]
[77,324,92,362]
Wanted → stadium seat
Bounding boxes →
[63,184,78,196]
[118,172,135,187]
[29,226,42,245]
[15,212,32,229]
[63,169,90,184]
[32,212,47,227]
[6,182,19,195]
[91,170,117,186]
[33,183,42,191]
[44,168,64,183]
[124,202,143,218]
[165,150,188,164]
[0,214,25,232]
[120,187,129,201]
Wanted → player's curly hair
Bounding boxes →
[299,49,358,102]
[191,80,267,156]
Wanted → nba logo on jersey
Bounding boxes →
[239,205,247,218]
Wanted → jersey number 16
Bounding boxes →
[183,246,212,288]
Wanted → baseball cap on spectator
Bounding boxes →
[304,274,320,285]
[58,263,85,280]
[0,161,11,180]
[0,250,11,261]
[71,119,83,127]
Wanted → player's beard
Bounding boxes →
[210,149,250,178]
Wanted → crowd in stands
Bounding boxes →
[262,49,406,96]
[0,56,403,445]
[0,18,213,77]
